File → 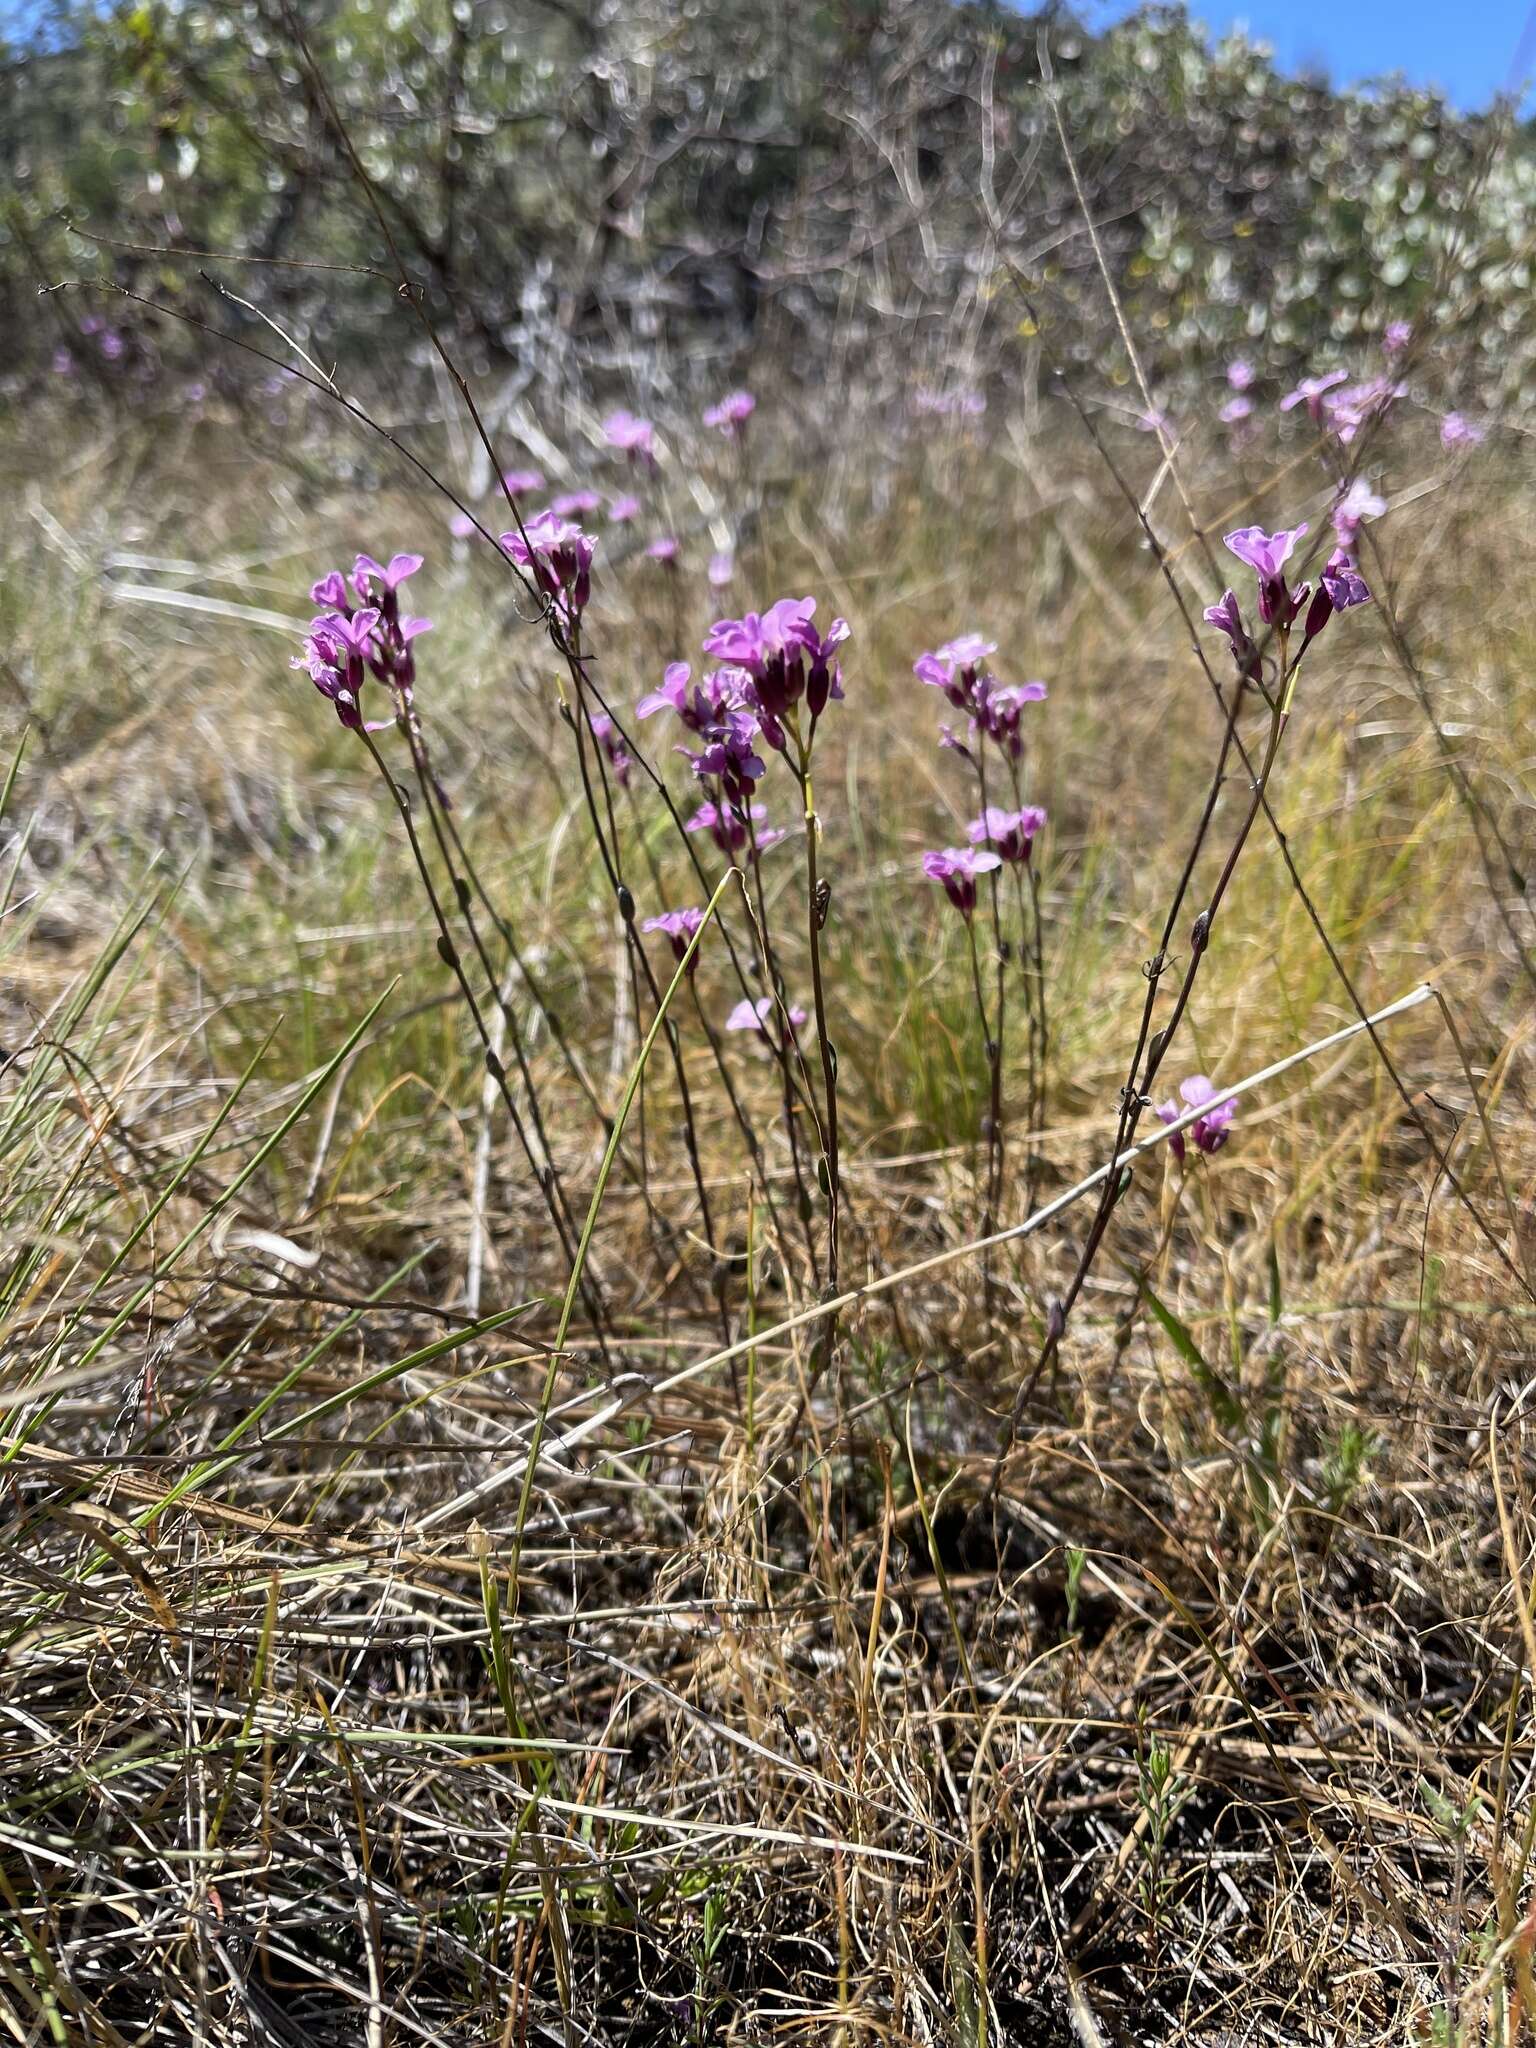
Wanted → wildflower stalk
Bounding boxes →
[791,733,841,1290]
[562,653,726,1325]
[400,724,584,1249]
[1013,679,1292,1428]
[744,812,822,1276]
[971,745,1008,1289]
[357,726,611,1346]
[964,914,1004,1301]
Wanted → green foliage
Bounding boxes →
[5,1,1535,402]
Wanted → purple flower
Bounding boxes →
[99,330,124,361]
[587,709,632,787]
[1383,320,1413,355]
[678,709,765,803]
[646,534,679,563]
[686,800,784,856]
[1219,394,1253,426]
[352,553,424,617]
[310,570,350,610]
[973,678,1047,759]
[922,845,1002,918]
[502,468,545,497]
[603,409,655,463]
[707,550,735,588]
[703,390,756,436]
[449,511,476,539]
[726,995,807,1039]
[608,493,641,523]
[292,610,384,731]
[1203,588,1259,675]
[636,662,745,732]
[643,906,705,967]
[1280,368,1348,420]
[967,805,1046,864]
[551,489,602,519]
[1302,549,1372,642]
[1331,478,1386,547]
[500,511,596,622]
[703,597,848,740]
[1226,359,1256,392]
[1156,1075,1238,1164]
[1325,377,1405,446]
[1441,412,1485,449]
[1223,523,1310,627]
[914,634,998,711]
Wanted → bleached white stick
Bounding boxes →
[414,980,1434,1534]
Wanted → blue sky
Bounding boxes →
[1085,1,1536,110]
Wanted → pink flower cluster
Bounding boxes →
[293,552,433,731]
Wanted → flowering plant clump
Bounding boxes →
[1156,1076,1238,1164]
[968,805,1046,865]
[922,845,1001,918]
[500,511,595,625]
[293,552,434,730]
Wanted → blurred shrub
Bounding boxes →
[3,0,1532,405]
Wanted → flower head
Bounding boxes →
[1302,548,1372,642]
[551,489,602,518]
[703,598,848,741]
[973,677,1047,758]
[726,995,806,1039]
[1279,368,1348,420]
[500,511,596,622]
[1441,412,1486,449]
[707,550,735,588]
[686,799,784,855]
[1156,1075,1237,1164]
[922,845,1001,917]
[352,553,423,624]
[603,409,655,462]
[646,534,679,564]
[1203,586,1248,654]
[1226,358,1256,392]
[643,906,705,967]
[587,709,632,786]
[1331,478,1387,547]
[502,468,546,497]
[608,493,641,523]
[1219,394,1253,425]
[703,390,756,436]
[914,634,998,710]
[967,805,1046,864]
[449,511,476,539]
[1223,524,1310,627]
[1325,377,1405,446]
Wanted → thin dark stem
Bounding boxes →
[357,727,611,1348]
[795,738,841,1291]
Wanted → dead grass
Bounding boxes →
[1,377,1534,2047]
